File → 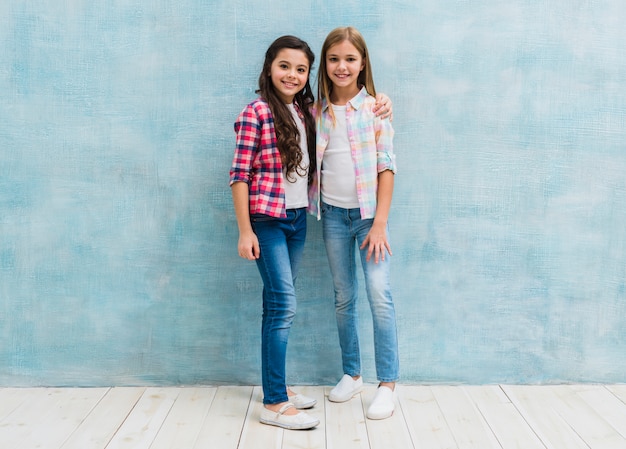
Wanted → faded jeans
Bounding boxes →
[322,202,399,382]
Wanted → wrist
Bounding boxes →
[373,217,387,226]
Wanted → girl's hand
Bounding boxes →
[238,230,260,260]
[360,222,392,263]
[373,93,393,121]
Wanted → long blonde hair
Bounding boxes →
[316,26,376,120]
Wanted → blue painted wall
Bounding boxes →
[1,0,625,386]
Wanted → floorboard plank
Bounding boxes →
[606,384,626,404]
[237,386,284,449]
[60,387,145,449]
[0,388,39,421]
[0,388,51,448]
[464,385,545,449]
[324,385,370,449]
[104,387,179,449]
[571,385,626,440]
[146,387,217,449]
[193,386,254,449]
[548,385,626,449]
[397,385,457,449]
[431,385,502,449]
[0,388,108,449]
[503,385,589,449]
[281,386,326,449]
[362,384,415,449]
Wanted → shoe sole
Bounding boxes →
[328,387,363,403]
[367,409,394,420]
[260,417,320,430]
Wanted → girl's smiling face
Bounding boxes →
[269,48,310,104]
[325,39,364,94]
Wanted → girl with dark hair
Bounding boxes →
[230,35,392,430]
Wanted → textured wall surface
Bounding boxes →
[1,0,625,386]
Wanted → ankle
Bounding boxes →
[379,382,395,391]
[264,401,297,415]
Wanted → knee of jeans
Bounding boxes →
[279,300,297,321]
[265,299,297,320]
[366,282,394,310]
[370,297,396,323]
[272,301,296,320]
[334,289,355,311]
[372,297,395,314]
[365,265,390,294]
[286,305,296,321]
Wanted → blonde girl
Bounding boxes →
[309,26,399,420]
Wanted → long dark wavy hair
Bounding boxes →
[257,35,316,184]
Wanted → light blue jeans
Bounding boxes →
[251,208,306,405]
[321,202,399,383]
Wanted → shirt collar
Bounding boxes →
[322,86,368,111]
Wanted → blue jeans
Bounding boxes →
[251,208,306,405]
[321,202,399,382]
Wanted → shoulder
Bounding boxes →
[248,98,271,114]
[361,95,377,108]
[358,96,378,123]
[351,88,376,113]
[316,98,331,117]
[237,98,273,125]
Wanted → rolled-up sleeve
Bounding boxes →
[230,106,260,186]
[375,118,396,174]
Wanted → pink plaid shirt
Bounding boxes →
[308,87,396,220]
[230,98,304,218]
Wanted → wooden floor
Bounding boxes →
[1,384,626,449]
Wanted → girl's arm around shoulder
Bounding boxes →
[373,93,393,121]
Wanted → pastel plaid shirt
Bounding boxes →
[230,98,304,218]
[308,87,396,220]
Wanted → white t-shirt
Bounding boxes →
[283,103,309,209]
[321,104,359,208]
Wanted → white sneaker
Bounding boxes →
[366,386,395,419]
[288,393,317,409]
[328,374,363,402]
[260,403,320,430]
